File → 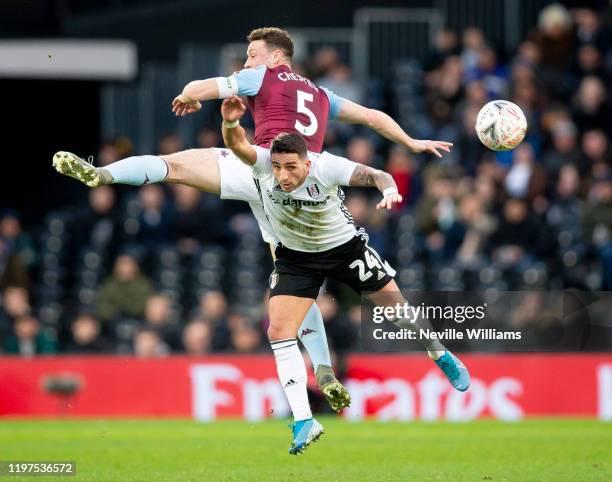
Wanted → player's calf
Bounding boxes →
[52,148,222,193]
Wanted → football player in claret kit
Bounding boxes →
[220,95,470,455]
[52,27,451,414]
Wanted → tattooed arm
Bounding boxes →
[349,165,403,210]
[349,164,395,191]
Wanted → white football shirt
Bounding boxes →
[251,146,359,252]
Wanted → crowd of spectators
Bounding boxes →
[1,3,611,355]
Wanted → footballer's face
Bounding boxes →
[271,152,311,192]
[244,40,283,69]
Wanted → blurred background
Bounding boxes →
[0,0,611,420]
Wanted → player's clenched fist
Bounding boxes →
[221,96,247,122]
[172,94,202,117]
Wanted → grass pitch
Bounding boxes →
[0,418,610,481]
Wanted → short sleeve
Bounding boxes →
[321,87,346,120]
[316,152,357,187]
[251,145,272,178]
[233,66,267,96]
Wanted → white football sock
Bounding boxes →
[297,303,331,372]
[104,155,169,185]
[270,338,312,421]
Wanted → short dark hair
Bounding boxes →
[247,27,294,59]
[270,132,308,159]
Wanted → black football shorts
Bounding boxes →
[269,235,396,299]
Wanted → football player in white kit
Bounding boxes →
[220,95,471,455]
[53,27,451,424]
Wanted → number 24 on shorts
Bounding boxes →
[349,251,386,282]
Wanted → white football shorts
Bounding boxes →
[215,147,278,245]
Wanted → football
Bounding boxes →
[475,100,527,151]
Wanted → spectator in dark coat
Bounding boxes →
[4,315,56,356]
[96,254,154,323]
[65,314,110,353]
[488,198,549,265]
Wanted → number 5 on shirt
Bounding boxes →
[295,90,318,136]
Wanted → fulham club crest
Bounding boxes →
[307,184,321,199]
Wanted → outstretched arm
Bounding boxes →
[337,99,453,158]
[349,164,403,210]
[221,96,257,166]
[174,67,265,117]
[182,78,220,101]
[172,79,219,117]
